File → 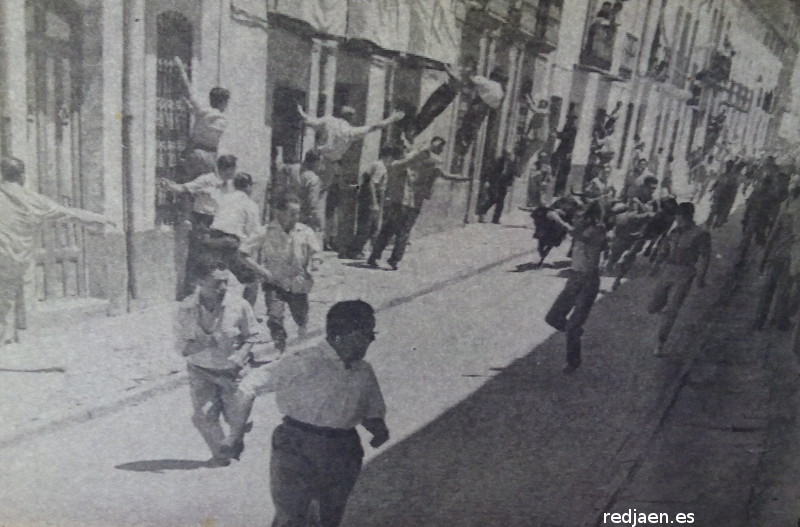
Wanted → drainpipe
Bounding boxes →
[121,0,136,310]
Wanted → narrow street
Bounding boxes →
[0,213,740,527]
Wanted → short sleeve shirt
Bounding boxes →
[239,339,386,429]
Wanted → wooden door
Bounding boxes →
[26,0,85,301]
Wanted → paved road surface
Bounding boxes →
[0,237,729,526]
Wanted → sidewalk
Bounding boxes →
[0,210,538,448]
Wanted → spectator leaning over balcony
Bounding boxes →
[0,156,114,346]
[174,56,230,179]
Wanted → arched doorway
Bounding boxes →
[25,0,85,301]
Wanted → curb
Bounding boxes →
[0,246,535,451]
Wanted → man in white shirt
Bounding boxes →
[242,195,321,352]
[174,266,260,466]
[0,157,113,345]
[174,56,230,178]
[297,104,404,251]
[206,172,262,305]
[238,300,388,527]
[159,154,237,298]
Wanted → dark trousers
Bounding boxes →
[478,183,510,223]
[270,421,363,527]
[264,284,309,351]
[349,205,380,257]
[551,151,572,196]
[545,271,601,367]
[648,264,695,344]
[369,203,420,266]
[324,184,340,251]
[401,78,459,140]
[182,212,215,299]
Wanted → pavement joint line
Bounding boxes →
[588,262,741,527]
[0,247,534,451]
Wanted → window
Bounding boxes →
[154,11,192,226]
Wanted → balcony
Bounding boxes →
[580,21,614,71]
[499,0,561,53]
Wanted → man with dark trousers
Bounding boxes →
[545,201,608,373]
[649,202,711,356]
[477,148,517,224]
[239,300,388,527]
[368,136,468,270]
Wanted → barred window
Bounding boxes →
[155,11,192,226]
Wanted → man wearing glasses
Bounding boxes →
[238,300,388,527]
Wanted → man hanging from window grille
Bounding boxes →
[174,56,230,179]
[0,157,114,346]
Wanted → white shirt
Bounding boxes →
[0,182,106,264]
[471,76,504,109]
[190,106,227,151]
[310,115,371,162]
[242,221,321,294]
[239,339,386,429]
[174,284,259,371]
[182,173,232,216]
[209,189,261,240]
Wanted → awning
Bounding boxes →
[407,0,462,65]
[346,0,411,54]
[268,0,347,36]
[269,0,462,65]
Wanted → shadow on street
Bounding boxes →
[115,459,211,473]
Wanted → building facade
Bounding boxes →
[0,0,565,324]
[1,0,797,330]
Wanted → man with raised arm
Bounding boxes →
[297,104,404,250]
[0,157,114,345]
[174,56,230,178]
